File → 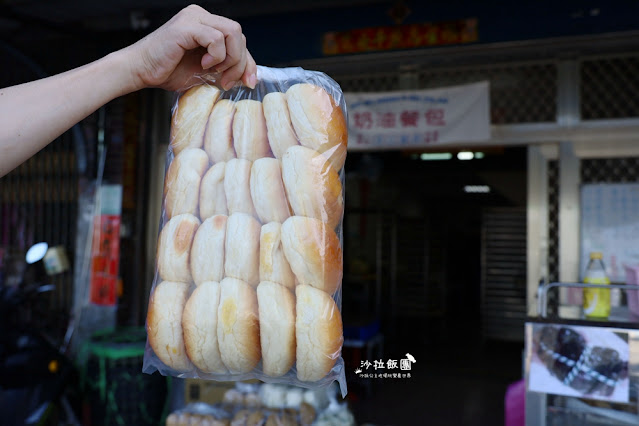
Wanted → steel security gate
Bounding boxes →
[481,208,527,342]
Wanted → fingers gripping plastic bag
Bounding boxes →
[143,66,348,396]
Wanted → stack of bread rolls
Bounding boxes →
[147,79,346,384]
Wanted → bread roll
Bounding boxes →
[231,410,250,426]
[300,402,317,426]
[286,83,347,171]
[147,281,192,372]
[190,215,227,286]
[282,146,343,229]
[244,393,261,407]
[246,411,267,426]
[225,213,261,286]
[250,158,291,224]
[199,162,228,220]
[157,214,200,282]
[164,148,209,218]
[165,413,179,426]
[263,92,299,159]
[260,222,295,290]
[281,216,342,295]
[233,99,271,161]
[217,277,261,373]
[257,281,296,377]
[204,99,237,163]
[223,389,244,405]
[295,284,343,382]
[182,281,227,374]
[224,158,258,219]
[171,84,221,154]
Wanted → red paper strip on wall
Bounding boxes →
[323,18,478,56]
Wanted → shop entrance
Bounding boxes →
[342,146,527,420]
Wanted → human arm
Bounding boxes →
[0,5,256,177]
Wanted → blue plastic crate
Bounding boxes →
[343,319,381,341]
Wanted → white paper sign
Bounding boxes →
[346,81,490,150]
[580,183,639,282]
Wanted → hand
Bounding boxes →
[127,5,257,92]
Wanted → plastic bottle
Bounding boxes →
[583,252,611,320]
[609,255,622,308]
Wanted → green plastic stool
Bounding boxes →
[81,327,170,426]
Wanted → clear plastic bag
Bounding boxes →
[143,66,348,397]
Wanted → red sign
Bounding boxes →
[90,214,120,305]
[323,18,478,55]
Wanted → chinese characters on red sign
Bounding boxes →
[323,18,478,56]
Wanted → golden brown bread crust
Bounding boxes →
[224,158,258,219]
[163,148,209,219]
[170,84,221,155]
[224,213,261,287]
[233,99,271,161]
[250,158,291,224]
[259,222,296,290]
[281,145,343,229]
[257,281,296,377]
[182,281,227,374]
[281,216,342,295]
[217,277,261,373]
[147,280,192,372]
[204,99,237,163]
[295,284,343,382]
[286,83,347,172]
[157,214,200,282]
[262,92,299,159]
[190,215,227,286]
[199,162,228,220]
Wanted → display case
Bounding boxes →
[525,281,639,425]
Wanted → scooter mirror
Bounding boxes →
[26,242,48,265]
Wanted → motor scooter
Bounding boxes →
[0,243,80,425]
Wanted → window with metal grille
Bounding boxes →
[547,160,560,284]
[581,158,639,183]
[334,60,558,125]
[419,62,557,125]
[334,72,400,93]
[581,55,639,120]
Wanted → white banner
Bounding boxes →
[346,81,490,150]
